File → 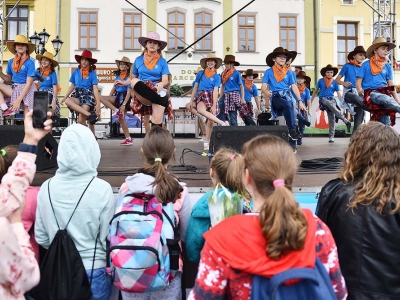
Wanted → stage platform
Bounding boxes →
[31,136,350,192]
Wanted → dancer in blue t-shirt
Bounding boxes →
[239,69,260,126]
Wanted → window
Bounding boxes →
[238,14,255,51]
[195,11,212,51]
[79,11,98,49]
[337,22,357,65]
[168,11,185,50]
[6,6,28,41]
[123,12,142,50]
[279,16,297,51]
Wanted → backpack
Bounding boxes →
[250,258,337,300]
[34,177,97,300]
[108,192,180,293]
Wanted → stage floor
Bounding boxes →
[31,136,350,191]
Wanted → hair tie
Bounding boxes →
[0,149,5,157]
[154,158,162,162]
[230,154,236,161]
[273,179,285,188]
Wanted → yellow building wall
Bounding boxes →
[304,0,316,85]
[58,0,70,117]
[147,0,157,33]
[223,0,233,57]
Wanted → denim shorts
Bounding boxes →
[86,267,112,300]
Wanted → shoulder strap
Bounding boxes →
[48,179,60,230]
[162,208,176,228]
[64,177,95,230]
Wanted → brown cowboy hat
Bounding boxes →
[347,46,366,61]
[223,55,240,66]
[296,70,311,84]
[366,37,396,58]
[75,49,97,64]
[7,35,35,55]
[266,47,293,67]
[194,66,203,74]
[320,64,338,77]
[36,52,59,68]
[115,56,133,68]
[241,69,259,79]
[138,31,167,50]
[200,53,223,69]
[285,49,297,63]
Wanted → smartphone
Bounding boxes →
[33,91,49,128]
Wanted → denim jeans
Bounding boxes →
[216,96,238,125]
[271,95,297,130]
[86,268,112,300]
[228,110,238,126]
[344,92,365,132]
[243,115,256,126]
[320,97,347,138]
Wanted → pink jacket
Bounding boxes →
[0,152,40,299]
[22,187,40,262]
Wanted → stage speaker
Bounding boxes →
[0,125,58,171]
[209,125,289,154]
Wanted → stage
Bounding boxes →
[31,135,350,192]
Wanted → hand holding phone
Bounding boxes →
[33,91,50,128]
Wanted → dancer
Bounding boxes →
[116,31,172,132]
[190,53,229,151]
[35,52,60,116]
[100,56,133,145]
[296,71,312,145]
[0,35,36,117]
[261,47,305,147]
[356,37,400,126]
[61,50,101,129]
[311,64,351,143]
[239,69,260,126]
[335,46,367,132]
[219,55,245,126]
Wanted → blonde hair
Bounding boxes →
[340,121,400,213]
[242,135,307,260]
[210,148,250,200]
[0,145,18,181]
[140,126,182,204]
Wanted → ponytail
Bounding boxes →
[0,145,18,181]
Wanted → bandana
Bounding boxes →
[222,67,235,84]
[272,64,289,82]
[204,68,217,79]
[245,79,253,90]
[323,76,333,88]
[40,65,51,77]
[348,59,362,67]
[370,55,387,75]
[80,66,90,79]
[119,70,128,80]
[143,50,160,70]
[12,53,29,73]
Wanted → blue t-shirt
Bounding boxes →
[223,70,243,92]
[244,83,259,102]
[195,70,221,91]
[6,58,35,84]
[69,68,98,89]
[132,56,169,86]
[339,63,360,88]
[262,68,295,92]
[316,78,340,98]
[35,70,58,90]
[357,60,393,90]
[299,87,311,104]
[115,74,130,93]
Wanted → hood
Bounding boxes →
[124,172,187,195]
[56,124,100,177]
[204,209,316,277]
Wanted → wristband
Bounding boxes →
[18,143,37,154]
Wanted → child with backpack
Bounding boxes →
[188,134,347,300]
[186,148,251,263]
[109,126,191,300]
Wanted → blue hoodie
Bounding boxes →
[35,124,115,269]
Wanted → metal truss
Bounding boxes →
[364,0,395,41]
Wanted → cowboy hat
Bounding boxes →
[285,49,297,63]
[194,66,203,74]
[200,53,223,69]
[223,55,240,66]
[7,35,35,55]
[266,47,293,67]
[366,37,396,58]
[36,52,59,68]
[347,45,366,61]
[75,49,97,64]
[320,64,338,77]
[296,70,311,84]
[115,56,133,68]
[241,69,259,79]
[138,31,167,50]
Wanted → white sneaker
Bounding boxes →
[203,142,209,151]
[198,136,206,142]
[329,137,334,143]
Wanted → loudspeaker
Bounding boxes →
[0,125,58,170]
[210,125,289,154]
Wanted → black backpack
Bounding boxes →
[34,177,98,300]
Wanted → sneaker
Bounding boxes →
[87,111,99,125]
[293,148,297,154]
[3,108,15,117]
[288,129,300,140]
[219,121,229,126]
[120,138,133,146]
[203,142,209,151]
[329,137,335,143]
[345,121,351,133]
[198,136,207,142]
[297,139,302,146]
[116,109,123,119]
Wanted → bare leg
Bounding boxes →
[143,115,151,133]
[100,95,117,110]
[151,104,165,124]
[120,111,131,139]
[89,123,95,135]
[196,102,223,125]
[206,119,214,142]
[65,97,91,120]
[185,102,207,136]
[0,84,13,106]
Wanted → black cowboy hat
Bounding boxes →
[266,47,293,67]
[296,70,311,85]
[347,46,366,61]
[320,64,338,77]
[223,55,240,66]
[241,69,259,79]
